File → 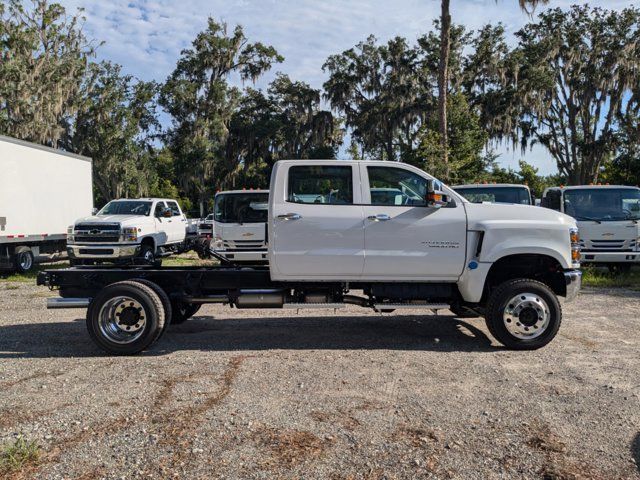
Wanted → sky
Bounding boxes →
[60,0,636,176]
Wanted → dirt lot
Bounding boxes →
[1,282,639,479]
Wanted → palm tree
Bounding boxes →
[437,0,549,181]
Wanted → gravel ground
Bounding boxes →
[0,282,639,479]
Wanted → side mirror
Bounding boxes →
[91,208,98,215]
[425,179,449,208]
[162,208,172,218]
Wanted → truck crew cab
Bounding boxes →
[39,160,582,355]
[541,185,640,271]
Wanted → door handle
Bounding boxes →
[367,214,391,222]
[277,213,302,221]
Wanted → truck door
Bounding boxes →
[153,201,170,246]
[166,200,186,243]
[360,164,467,281]
[270,164,365,278]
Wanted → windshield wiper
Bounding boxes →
[576,216,601,223]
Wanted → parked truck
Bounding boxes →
[541,185,640,271]
[38,160,582,355]
[0,135,93,273]
[452,183,534,205]
[209,189,269,264]
[67,198,191,266]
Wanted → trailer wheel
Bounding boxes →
[13,247,34,273]
[86,280,166,355]
[170,302,201,324]
[484,278,561,350]
[132,279,173,337]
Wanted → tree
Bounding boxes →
[323,35,434,162]
[436,0,547,180]
[160,19,282,215]
[65,62,159,204]
[0,0,96,146]
[505,5,640,184]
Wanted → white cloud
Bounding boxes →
[60,0,635,175]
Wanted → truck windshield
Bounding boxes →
[454,186,531,205]
[564,188,640,222]
[214,193,269,224]
[98,201,152,216]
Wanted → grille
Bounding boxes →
[222,239,266,251]
[581,239,635,252]
[74,223,121,243]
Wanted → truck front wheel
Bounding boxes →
[86,280,166,355]
[484,279,562,350]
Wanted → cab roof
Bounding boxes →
[453,183,530,190]
[215,189,269,195]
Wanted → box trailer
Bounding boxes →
[0,135,93,272]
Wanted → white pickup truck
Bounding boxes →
[67,198,189,266]
[541,185,640,271]
[39,160,581,355]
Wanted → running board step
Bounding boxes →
[373,303,450,311]
[283,303,346,309]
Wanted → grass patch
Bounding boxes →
[0,262,69,284]
[581,266,640,290]
[0,436,41,475]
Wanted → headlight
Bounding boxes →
[570,227,580,265]
[67,225,75,244]
[122,227,138,242]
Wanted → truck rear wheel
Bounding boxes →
[13,248,34,273]
[484,279,561,350]
[170,302,201,324]
[132,279,173,336]
[86,280,166,355]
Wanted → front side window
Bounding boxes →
[214,193,269,223]
[367,166,427,206]
[154,201,167,217]
[564,188,640,222]
[288,166,353,205]
[98,201,152,216]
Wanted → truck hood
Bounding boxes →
[464,202,576,230]
[75,215,151,226]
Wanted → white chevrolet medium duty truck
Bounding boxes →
[38,160,582,355]
[541,185,640,272]
[67,198,189,266]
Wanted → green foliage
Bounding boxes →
[413,93,489,183]
[0,0,97,146]
[0,436,41,474]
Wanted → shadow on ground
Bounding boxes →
[632,432,640,474]
[0,313,497,358]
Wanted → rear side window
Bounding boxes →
[288,166,353,205]
[166,201,181,216]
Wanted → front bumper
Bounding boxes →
[67,244,140,260]
[580,251,640,264]
[564,269,582,302]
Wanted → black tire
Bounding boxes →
[169,302,201,324]
[132,279,173,337]
[86,280,166,355]
[13,248,34,273]
[484,279,562,350]
[139,245,156,265]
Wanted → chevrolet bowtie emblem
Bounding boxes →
[602,233,614,237]
[242,232,254,237]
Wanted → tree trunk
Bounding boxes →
[438,0,451,181]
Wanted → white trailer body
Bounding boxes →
[0,135,93,271]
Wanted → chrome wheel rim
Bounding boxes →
[19,253,33,270]
[503,293,550,340]
[98,296,147,344]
